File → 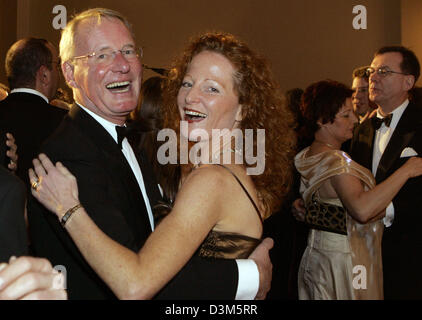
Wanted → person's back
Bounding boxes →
[0,38,66,186]
[0,94,66,184]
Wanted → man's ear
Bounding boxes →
[404,75,415,91]
[62,61,78,89]
[37,65,51,87]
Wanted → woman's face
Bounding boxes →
[177,50,242,141]
[324,98,358,142]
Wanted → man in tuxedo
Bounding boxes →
[0,166,27,262]
[28,8,271,300]
[350,46,422,299]
[0,38,67,186]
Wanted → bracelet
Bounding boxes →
[60,204,82,227]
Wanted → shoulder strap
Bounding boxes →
[214,164,262,222]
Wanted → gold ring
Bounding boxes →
[31,180,40,190]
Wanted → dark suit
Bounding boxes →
[0,92,67,186]
[350,100,422,299]
[0,166,27,262]
[28,104,238,300]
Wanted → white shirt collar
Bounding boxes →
[376,99,409,129]
[75,102,125,143]
[10,88,49,103]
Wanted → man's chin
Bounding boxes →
[109,99,138,113]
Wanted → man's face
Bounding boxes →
[369,52,412,111]
[351,77,369,116]
[66,18,142,124]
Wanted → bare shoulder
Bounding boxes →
[169,165,235,225]
[175,164,244,210]
[183,164,235,190]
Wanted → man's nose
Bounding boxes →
[369,71,379,83]
[111,52,130,72]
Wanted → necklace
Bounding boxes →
[314,140,336,149]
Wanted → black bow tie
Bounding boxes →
[372,114,393,130]
[115,125,131,149]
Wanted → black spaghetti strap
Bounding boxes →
[215,164,262,222]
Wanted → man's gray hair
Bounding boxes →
[59,8,135,63]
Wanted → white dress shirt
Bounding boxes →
[372,99,409,227]
[10,88,49,103]
[76,103,259,299]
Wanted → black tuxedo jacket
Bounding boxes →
[0,166,27,262]
[0,92,67,186]
[350,101,422,299]
[28,104,238,300]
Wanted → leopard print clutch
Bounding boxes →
[305,193,347,235]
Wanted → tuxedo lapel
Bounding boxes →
[69,104,137,175]
[376,102,421,182]
[69,104,153,233]
[68,104,122,158]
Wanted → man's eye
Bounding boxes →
[209,87,219,93]
[123,49,135,56]
[97,53,109,60]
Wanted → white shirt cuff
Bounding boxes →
[234,259,259,300]
[383,201,395,228]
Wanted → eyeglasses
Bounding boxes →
[366,66,409,77]
[71,47,143,65]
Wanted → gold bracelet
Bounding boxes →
[60,204,82,227]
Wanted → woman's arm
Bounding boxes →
[30,154,232,299]
[330,157,422,223]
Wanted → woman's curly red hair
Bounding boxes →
[162,32,297,218]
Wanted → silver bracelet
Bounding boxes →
[60,204,82,227]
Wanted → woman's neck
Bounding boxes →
[313,131,341,150]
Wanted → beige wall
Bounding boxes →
[0,0,17,85]
[0,0,403,91]
[401,0,422,86]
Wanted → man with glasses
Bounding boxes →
[0,38,66,186]
[28,8,271,300]
[350,46,422,299]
